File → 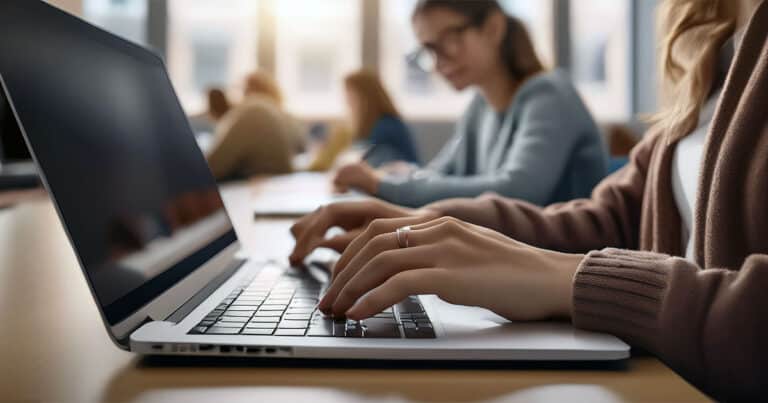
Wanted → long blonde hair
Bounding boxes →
[344,70,401,140]
[653,0,738,141]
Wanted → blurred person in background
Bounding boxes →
[333,0,607,207]
[308,70,420,172]
[206,71,306,181]
[188,88,231,135]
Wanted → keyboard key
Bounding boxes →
[396,297,424,314]
[206,326,242,335]
[245,322,277,329]
[306,320,334,337]
[292,297,319,303]
[361,319,401,338]
[345,326,364,337]
[258,304,287,311]
[214,321,246,328]
[286,307,315,314]
[278,320,309,329]
[240,292,268,297]
[218,316,249,323]
[241,328,274,335]
[249,317,280,323]
[223,310,254,317]
[274,328,306,336]
[189,326,208,334]
[404,326,436,339]
[254,311,283,317]
[264,299,292,306]
[229,302,260,308]
[234,298,264,304]
[284,313,312,320]
[289,301,316,308]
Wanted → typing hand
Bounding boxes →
[317,216,584,322]
[288,199,439,266]
[332,162,381,194]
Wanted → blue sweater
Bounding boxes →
[377,70,608,207]
[364,115,420,167]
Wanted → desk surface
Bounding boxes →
[0,191,711,403]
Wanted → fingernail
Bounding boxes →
[345,306,360,320]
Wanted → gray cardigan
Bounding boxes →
[377,70,608,207]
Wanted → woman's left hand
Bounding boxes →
[333,162,381,194]
[319,216,584,322]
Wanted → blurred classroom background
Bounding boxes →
[45,0,656,164]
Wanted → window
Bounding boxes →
[274,0,362,118]
[570,0,632,121]
[83,0,147,45]
[167,0,259,113]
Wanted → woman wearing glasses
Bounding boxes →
[291,0,768,400]
[333,0,607,207]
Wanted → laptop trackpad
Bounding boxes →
[422,296,512,334]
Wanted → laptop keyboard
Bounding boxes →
[188,265,435,339]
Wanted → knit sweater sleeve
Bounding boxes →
[573,248,768,401]
[425,131,660,253]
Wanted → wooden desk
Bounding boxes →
[0,194,711,403]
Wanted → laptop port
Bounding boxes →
[220,346,232,353]
[234,346,245,352]
[151,344,163,351]
[264,347,277,354]
[246,347,263,354]
[198,344,214,352]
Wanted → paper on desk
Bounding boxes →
[251,172,369,218]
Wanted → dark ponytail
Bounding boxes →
[412,0,544,82]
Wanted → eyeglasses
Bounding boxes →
[406,22,475,73]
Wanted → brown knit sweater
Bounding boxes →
[427,3,768,401]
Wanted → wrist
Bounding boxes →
[549,252,583,319]
[367,174,380,195]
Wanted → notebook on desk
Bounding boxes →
[251,173,369,218]
[0,0,629,362]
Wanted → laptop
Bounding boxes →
[0,0,628,361]
[0,82,39,189]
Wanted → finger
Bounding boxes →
[320,222,446,312]
[289,212,331,265]
[332,215,437,281]
[408,215,471,231]
[315,230,361,254]
[329,245,437,316]
[288,202,368,264]
[345,268,451,321]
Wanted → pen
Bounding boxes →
[360,143,379,162]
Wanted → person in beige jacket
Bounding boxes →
[288,0,768,400]
[206,72,305,181]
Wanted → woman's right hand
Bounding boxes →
[289,199,440,266]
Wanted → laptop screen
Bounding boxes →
[0,88,32,164]
[0,0,238,325]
